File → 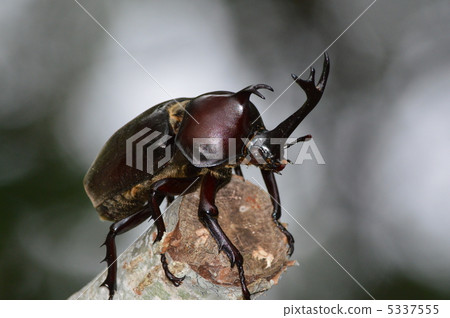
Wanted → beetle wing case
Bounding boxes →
[83,99,190,209]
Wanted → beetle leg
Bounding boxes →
[149,177,199,243]
[261,169,295,256]
[166,194,175,206]
[234,166,244,178]
[148,177,200,286]
[198,172,251,300]
[100,208,152,300]
[160,254,183,287]
[149,193,167,243]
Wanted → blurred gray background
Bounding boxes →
[1,0,450,299]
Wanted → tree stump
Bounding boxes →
[70,175,295,300]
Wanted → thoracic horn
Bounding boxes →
[234,84,273,104]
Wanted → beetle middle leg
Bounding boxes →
[234,166,243,177]
[261,169,295,256]
[148,177,200,286]
[165,194,175,206]
[198,172,251,300]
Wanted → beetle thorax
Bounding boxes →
[175,93,259,168]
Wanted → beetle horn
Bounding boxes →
[234,84,273,103]
[268,53,330,138]
[284,134,312,148]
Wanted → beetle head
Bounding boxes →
[234,84,291,172]
[242,53,331,172]
[244,131,288,173]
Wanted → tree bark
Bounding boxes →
[70,176,295,300]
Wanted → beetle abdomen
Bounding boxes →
[95,150,205,221]
[96,182,150,221]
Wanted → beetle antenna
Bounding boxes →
[235,84,273,103]
[284,134,312,149]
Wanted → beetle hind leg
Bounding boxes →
[100,208,152,299]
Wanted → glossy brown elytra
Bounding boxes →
[84,53,330,300]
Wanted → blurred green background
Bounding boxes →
[1,0,450,299]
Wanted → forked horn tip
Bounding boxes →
[236,84,273,101]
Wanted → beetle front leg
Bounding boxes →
[198,172,251,300]
[101,208,152,299]
[261,169,295,256]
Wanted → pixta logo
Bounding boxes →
[192,137,325,165]
[126,128,172,174]
[126,128,326,175]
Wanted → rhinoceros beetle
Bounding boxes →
[84,53,329,300]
